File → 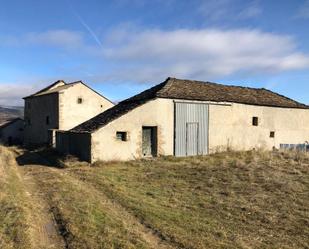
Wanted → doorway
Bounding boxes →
[142,126,157,157]
[174,102,209,156]
[186,122,199,156]
[8,136,12,146]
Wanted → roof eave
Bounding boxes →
[0,118,23,130]
[23,91,60,99]
[158,96,309,109]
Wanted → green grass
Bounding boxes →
[1,147,169,249]
[68,151,309,249]
[0,146,31,249]
[2,147,309,248]
[27,166,153,249]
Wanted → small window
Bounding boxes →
[28,102,31,109]
[46,116,50,125]
[77,97,83,104]
[27,119,31,125]
[116,131,127,141]
[270,131,275,138]
[252,117,258,126]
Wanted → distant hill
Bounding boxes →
[0,106,24,125]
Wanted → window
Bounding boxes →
[270,131,275,138]
[116,131,127,141]
[27,119,31,125]
[77,97,83,104]
[252,117,258,126]
[27,102,31,109]
[46,116,50,125]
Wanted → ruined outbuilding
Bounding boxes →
[0,118,24,145]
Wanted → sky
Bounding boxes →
[0,0,309,106]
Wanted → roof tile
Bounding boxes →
[71,77,309,133]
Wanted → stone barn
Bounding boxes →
[56,77,309,162]
[0,118,24,145]
[23,80,114,146]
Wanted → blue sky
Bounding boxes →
[0,0,309,106]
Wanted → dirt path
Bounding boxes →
[21,168,66,249]
[14,149,175,249]
[30,166,174,249]
[58,170,175,249]
[14,149,66,249]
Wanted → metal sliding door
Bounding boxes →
[174,102,209,156]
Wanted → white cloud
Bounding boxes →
[101,28,309,82]
[0,75,66,106]
[0,83,40,106]
[1,26,309,105]
[237,1,262,19]
[198,0,230,20]
[25,30,84,48]
[198,0,262,21]
[0,30,85,49]
[296,0,309,18]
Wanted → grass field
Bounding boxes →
[0,146,308,248]
[0,146,31,249]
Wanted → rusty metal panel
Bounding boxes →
[174,102,209,156]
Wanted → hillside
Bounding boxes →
[0,106,23,125]
[1,147,308,249]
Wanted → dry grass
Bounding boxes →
[68,150,309,249]
[2,147,309,248]
[20,164,160,248]
[0,146,31,249]
[3,147,170,249]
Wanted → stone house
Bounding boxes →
[0,118,24,145]
[24,80,114,146]
[56,77,309,162]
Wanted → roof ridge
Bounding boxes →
[23,80,66,99]
[172,77,265,91]
[164,78,308,107]
[155,77,175,96]
[34,80,66,94]
[120,78,169,104]
[67,80,82,85]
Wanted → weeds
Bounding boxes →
[0,146,31,249]
[1,147,308,249]
[69,150,309,249]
